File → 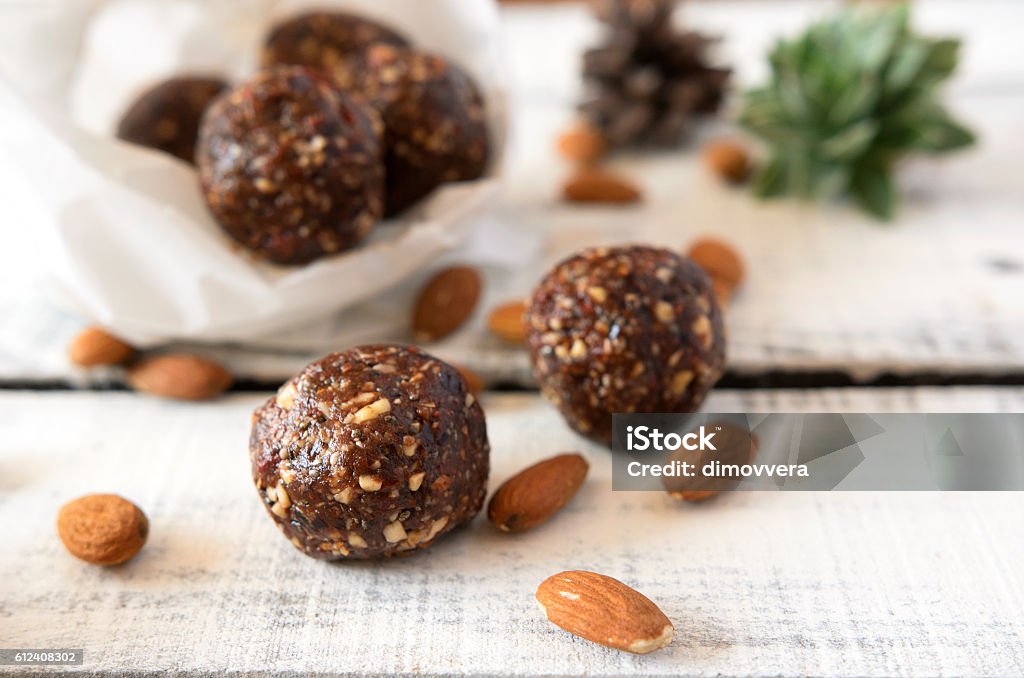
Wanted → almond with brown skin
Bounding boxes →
[127,354,232,401]
[563,168,642,204]
[703,139,751,184]
[454,363,485,396]
[488,453,588,532]
[68,326,136,367]
[536,570,674,654]
[412,265,483,342]
[57,494,149,566]
[687,237,746,294]
[557,122,607,165]
[487,300,529,345]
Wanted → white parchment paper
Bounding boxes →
[0,0,507,347]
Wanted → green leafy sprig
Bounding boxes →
[738,4,975,219]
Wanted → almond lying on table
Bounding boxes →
[454,363,485,396]
[687,237,746,302]
[488,453,588,533]
[412,265,483,342]
[536,570,674,654]
[127,354,232,401]
[557,121,607,165]
[68,326,136,367]
[57,494,149,566]
[487,300,529,345]
[703,139,752,184]
[563,167,642,205]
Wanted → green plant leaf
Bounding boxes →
[753,157,787,199]
[912,114,976,152]
[851,162,896,220]
[820,120,879,161]
[736,1,972,221]
[921,39,961,82]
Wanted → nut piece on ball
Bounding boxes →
[262,11,409,89]
[197,66,384,266]
[116,76,228,164]
[526,245,726,445]
[354,44,490,216]
[57,494,149,566]
[249,345,490,560]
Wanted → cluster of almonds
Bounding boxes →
[488,453,674,653]
[68,327,232,401]
[557,122,754,205]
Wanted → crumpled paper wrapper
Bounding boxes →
[0,0,508,347]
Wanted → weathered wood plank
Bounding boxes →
[2,388,1023,676]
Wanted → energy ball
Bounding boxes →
[249,345,489,560]
[526,245,727,445]
[196,66,384,266]
[116,76,228,164]
[355,44,490,216]
[262,11,409,89]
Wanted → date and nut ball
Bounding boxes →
[196,66,384,265]
[354,44,490,216]
[249,345,489,560]
[526,245,727,445]
[262,11,409,90]
[116,76,228,164]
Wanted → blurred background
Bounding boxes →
[0,0,1022,392]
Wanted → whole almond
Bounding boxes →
[454,363,485,396]
[127,354,232,401]
[536,570,674,654]
[488,453,588,533]
[68,326,136,367]
[711,278,733,306]
[487,300,529,345]
[703,139,751,184]
[412,266,483,342]
[563,168,642,204]
[57,494,149,566]
[557,122,607,165]
[687,237,746,293]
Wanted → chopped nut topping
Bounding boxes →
[352,397,391,423]
[358,474,383,491]
[671,370,694,396]
[348,533,368,548]
[692,315,713,349]
[654,301,675,324]
[587,286,608,303]
[276,383,297,410]
[383,521,407,543]
[408,472,426,491]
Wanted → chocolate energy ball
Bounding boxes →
[355,44,490,216]
[249,345,489,560]
[116,76,228,164]
[526,245,727,446]
[262,11,409,89]
[197,67,384,265]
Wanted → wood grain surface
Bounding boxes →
[3,388,1023,676]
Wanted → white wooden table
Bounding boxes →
[3,2,1024,677]
[3,388,1024,677]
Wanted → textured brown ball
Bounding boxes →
[526,245,727,445]
[353,44,490,216]
[57,494,149,566]
[249,345,490,560]
[196,66,384,265]
[262,11,409,89]
[116,76,228,164]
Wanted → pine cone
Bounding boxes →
[580,0,730,148]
